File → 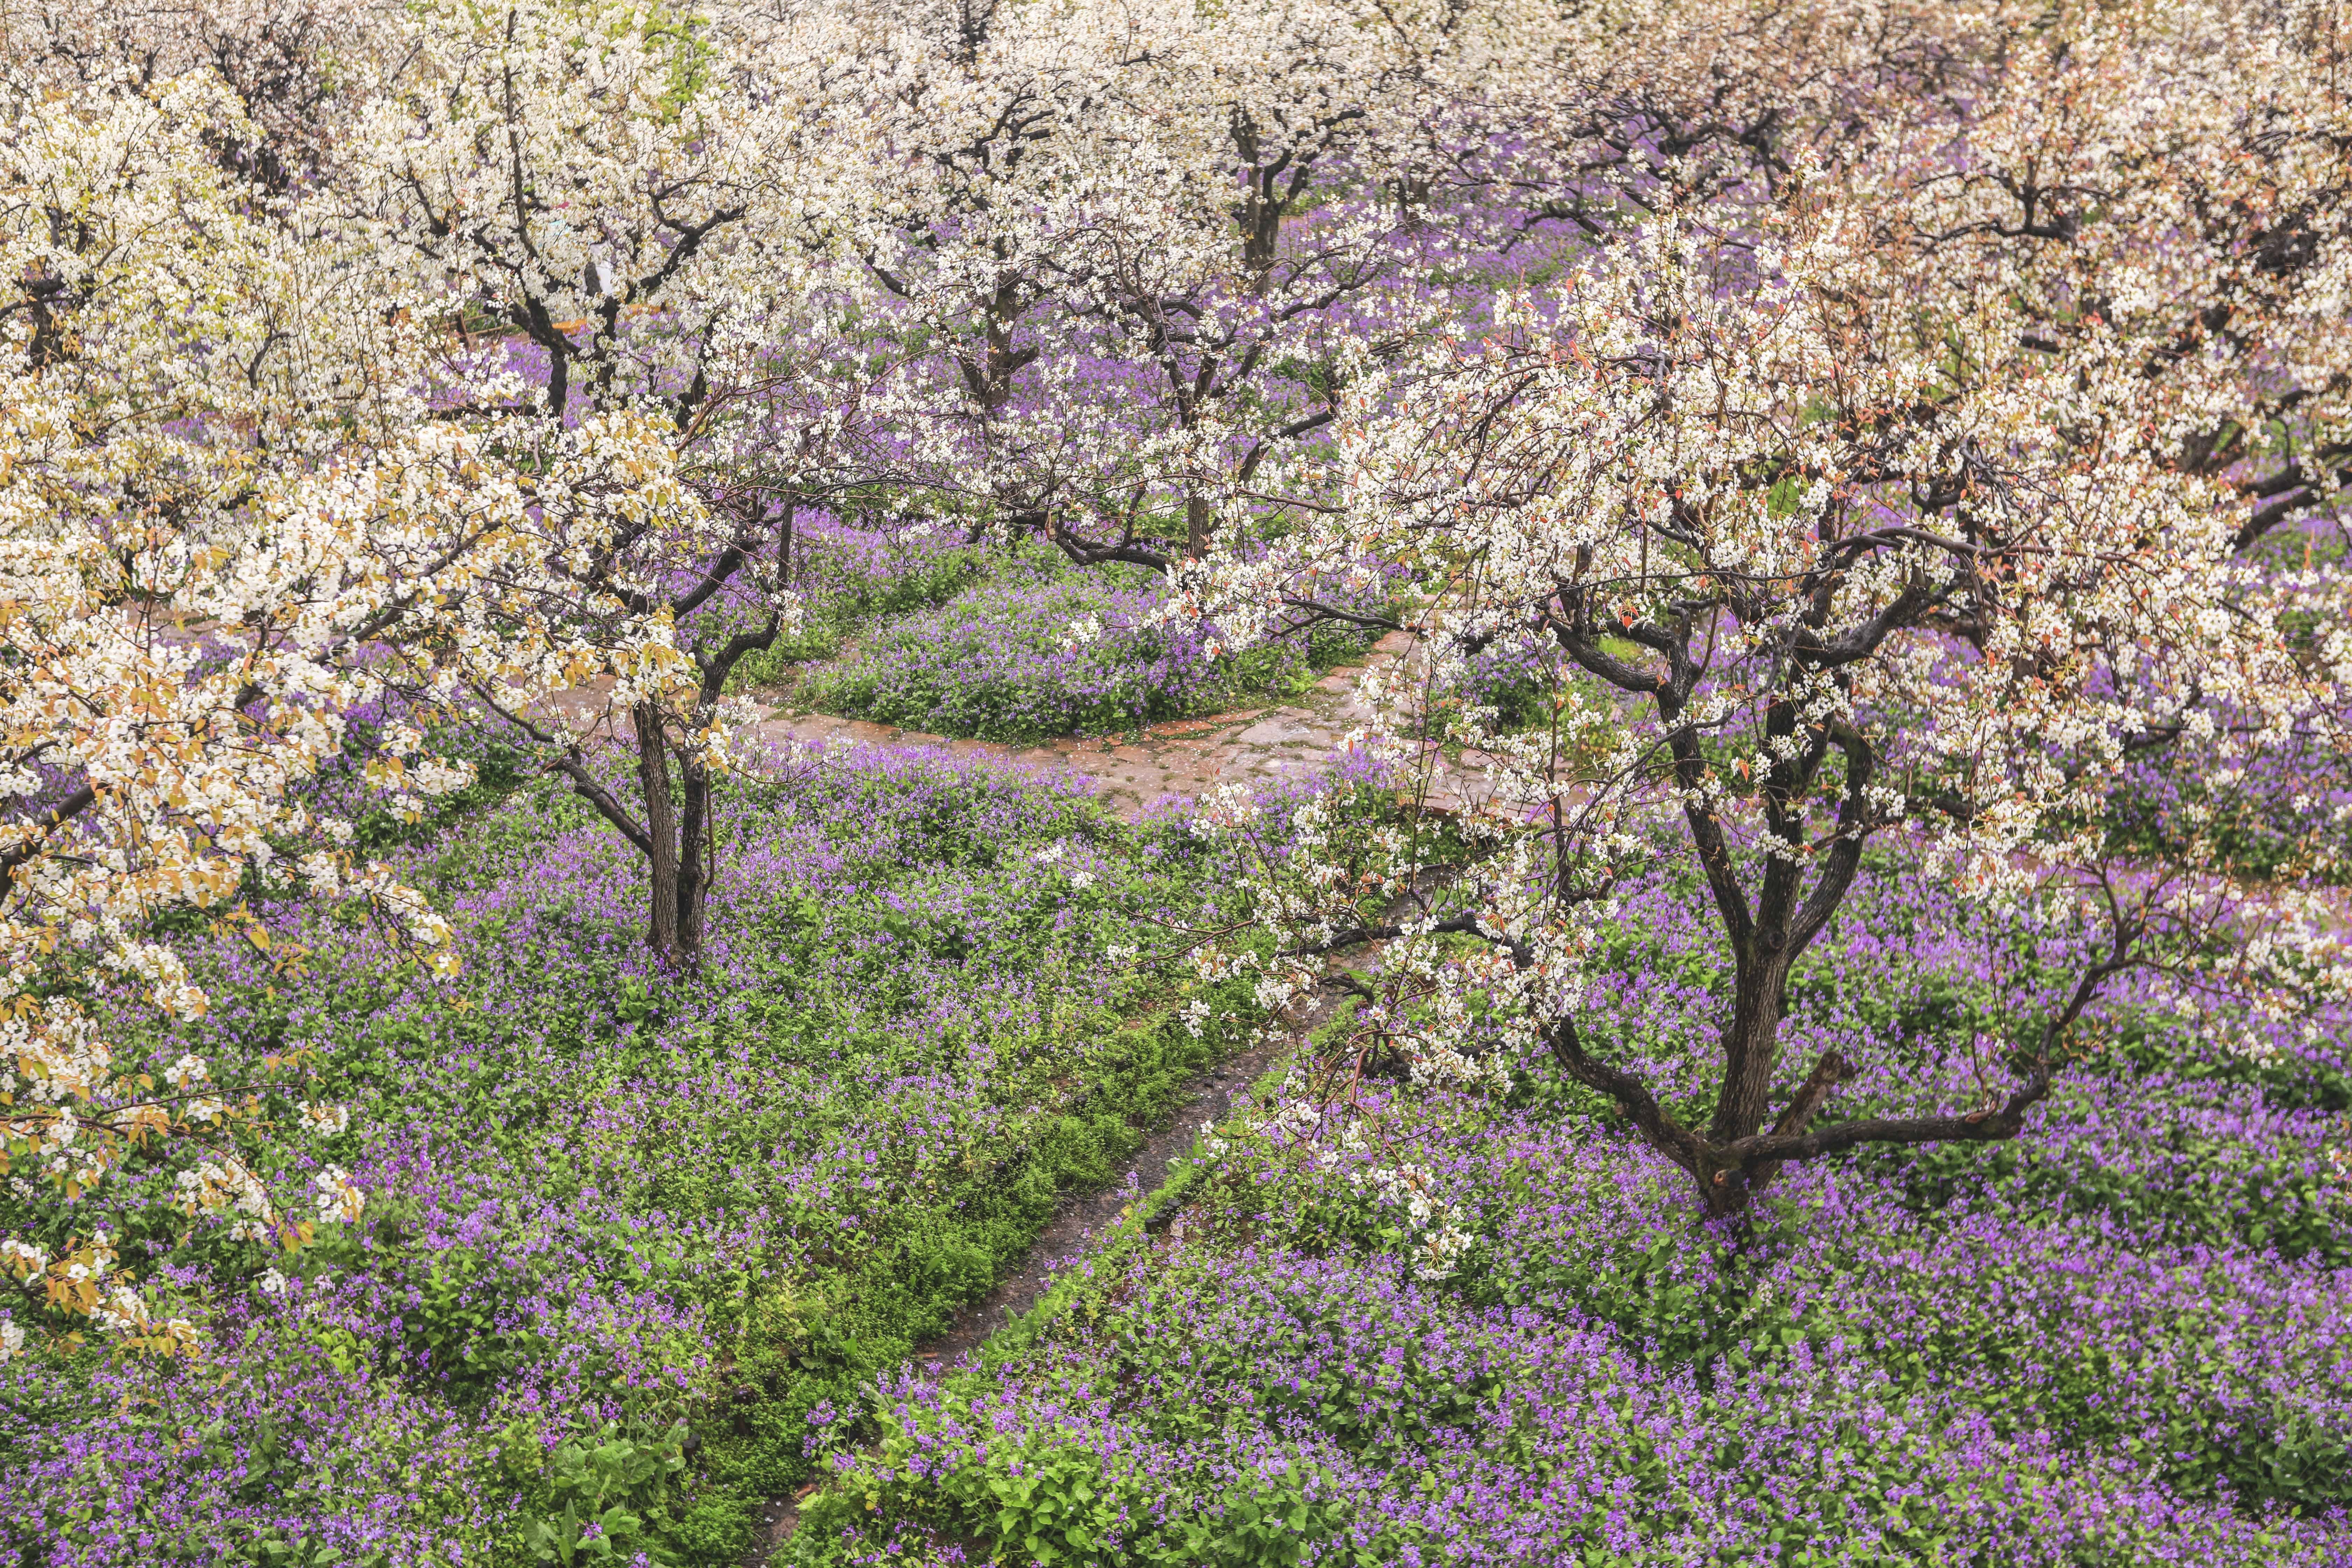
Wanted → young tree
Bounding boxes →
[1189,0,2352,1218]
[346,0,893,969]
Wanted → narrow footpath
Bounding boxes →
[740,630,1417,818]
[738,966,1373,1561]
[733,639,1419,1560]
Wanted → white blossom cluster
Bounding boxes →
[0,1227,195,1356]
[1223,1094,1478,1280]
[1360,1161,1475,1283]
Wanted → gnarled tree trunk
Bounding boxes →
[627,704,717,969]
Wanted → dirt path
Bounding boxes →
[539,628,1494,819]
[742,631,1417,816]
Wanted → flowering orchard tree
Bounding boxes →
[346,0,899,968]
[0,66,700,1352]
[455,411,828,970]
[1192,0,2352,1219]
[845,0,1555,569]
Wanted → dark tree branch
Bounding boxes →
[0,784,98,891]
[1545,1015,1713,1175]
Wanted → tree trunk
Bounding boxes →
[1185,493,1213,560]
[632,703,682,963]
[1710,948,1790,1146]
[1698,1165,1752,1221]
[1692,948,1793,1222]
[626,703,720,972]
[674,752,713,967]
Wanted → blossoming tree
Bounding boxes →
[0,60,704,1351]
[343,0,899,969]
[1191,0,2352,1218]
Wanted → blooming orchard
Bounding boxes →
[0,3,2345,1560]
[1,0,2342,1334]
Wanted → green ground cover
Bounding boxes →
[733,523,1393,741]
[1,747,1347,1564]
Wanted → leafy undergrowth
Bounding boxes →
[779,543,1397,743]
[0,748,1385,1564]
[725,514,1003,688]
[799,859,2352,1567]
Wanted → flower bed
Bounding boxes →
[800,566,1388,742]
[801,856,2352,1566]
